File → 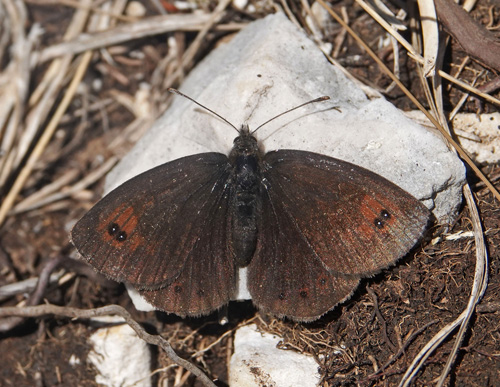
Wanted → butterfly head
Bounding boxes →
[230,124,260,159]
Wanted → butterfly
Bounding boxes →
[71,89,429,322]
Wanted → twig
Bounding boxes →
[29,256,66,307]
[366,286,397,353]
[0,304,216,387]
[0,272,63,301]
[0,255,65,332]
[476,302,500,313]
[434,0,500,72]
[38,13,216,63]
[380,320,437,373]
[11,156,118,214]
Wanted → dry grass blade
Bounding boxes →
[0,51,92,226]
[354,0,422,62]
[315,1,495,384]
[39,13,215,63]
[353,0,500,107]
[317,0,500,203]
[437,71,499,105]
[0,304,217,387]
[399,184,488,387]
[164,0,233,87]
[436,184,488,386]
[417,0,439,77]
[0,1,38,186]
[10,156,118,215]
[0,0,94,226]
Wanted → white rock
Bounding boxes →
[454,112,500,164]
[406,110,500,164]
[98,13,464,309]
[229,324,320,387]
[104,13,464,310]
[92,13,467,387]
[88,316,151,387]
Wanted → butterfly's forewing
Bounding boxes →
[71,153,238,316]
[248,150,429,321]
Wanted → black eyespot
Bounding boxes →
[108,222,119,235]
[116,231,127,241]
[374,210,391,229]
[108,223,127,242]
[197,289,205,297]
[174,285,182,293]
[279,293,286,300]
[319,278,327,285]
[299,290,308,298]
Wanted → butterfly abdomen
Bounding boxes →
[229,132,263,267]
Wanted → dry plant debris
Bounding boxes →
[0,0,499,386]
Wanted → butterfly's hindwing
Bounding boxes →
[247,150,429,321]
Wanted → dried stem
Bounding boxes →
[0,304,216,387]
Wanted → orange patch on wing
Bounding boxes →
[114,206,138,234]
[354,195,395,241]
[97,204,142,251]
[96,204,124,232]
[359,195,383,219]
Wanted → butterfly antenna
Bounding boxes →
[252,96,330,134]
[168,88,240,133]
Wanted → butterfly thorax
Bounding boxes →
[228,127,262,267]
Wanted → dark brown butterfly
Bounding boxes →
[71,90,429,322]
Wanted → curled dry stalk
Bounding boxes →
[315,1,492,384]
[0,304,217,387]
